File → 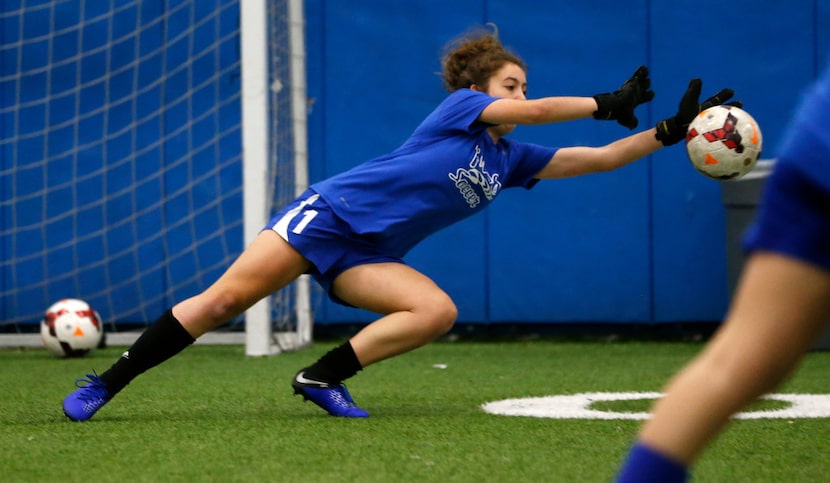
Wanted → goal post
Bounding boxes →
[241,0,312,356]
[240,0,271,355]
[0,0,313,353]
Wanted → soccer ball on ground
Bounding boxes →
[685,105,763,181]
[41,299,104,357]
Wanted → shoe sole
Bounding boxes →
[63,408,92,422]
[292,385,369,418]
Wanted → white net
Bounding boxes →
[0,0,313,348]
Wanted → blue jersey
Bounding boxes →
[775,60,830,190]
[742,58,830,271]
[311,89,558,256]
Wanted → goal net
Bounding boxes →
[0,0,313,354]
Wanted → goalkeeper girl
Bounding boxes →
[616,59,830,482]
[63,25,738,420]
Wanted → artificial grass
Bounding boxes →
[2,340,829,482]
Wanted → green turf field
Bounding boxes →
[2,340,829,482]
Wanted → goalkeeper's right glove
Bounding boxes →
[655,79,742,146]
[593,65,655,130]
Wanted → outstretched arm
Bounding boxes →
[479,95,599,125]
[534,79,741,179]
[479,66,654,127]
[535,129,662,178]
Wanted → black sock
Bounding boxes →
[302,341,362,384]
[100,309,195,395]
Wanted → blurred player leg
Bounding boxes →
[617,252,830,481]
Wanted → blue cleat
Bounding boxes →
[63,371,111,421]
[292,370,369,418]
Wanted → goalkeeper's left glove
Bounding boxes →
[655,79,743,146]
[593,65,655,130]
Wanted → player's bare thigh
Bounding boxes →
[706,251,830,381]
[174,230,312,334]
[331,262,456,317]
[331,263,458,366]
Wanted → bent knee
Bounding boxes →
[419,295,458,335]
[192,291,250,324]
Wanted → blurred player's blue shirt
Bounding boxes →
[777,58,830,191]
[311,88,558,256]
[741,57,830,272]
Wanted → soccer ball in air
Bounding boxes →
[685,105,763,181]
[41,299,103,357]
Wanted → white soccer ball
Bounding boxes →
[685,105,763,181]
[40,299,104,358]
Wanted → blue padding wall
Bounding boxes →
[648,3,821,321]
[305,0,828,324]
[2,1,826,326]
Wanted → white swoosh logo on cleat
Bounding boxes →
[295,371,330,387]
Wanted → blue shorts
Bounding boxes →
[264,188,404,305]
[743,162,830,272]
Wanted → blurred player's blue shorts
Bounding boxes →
[743,162,830,272]
[264,188,404,305]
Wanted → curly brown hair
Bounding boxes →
[440,24,527,93]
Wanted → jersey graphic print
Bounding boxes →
[448,145,502,208]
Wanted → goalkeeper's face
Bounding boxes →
[484,62,527,136]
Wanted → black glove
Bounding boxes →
[593,65,655,129]
[655,79,743,146]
